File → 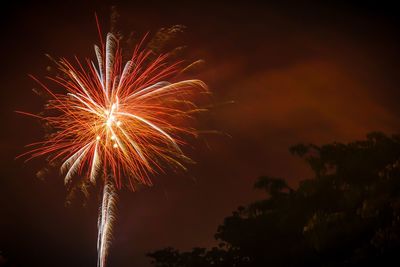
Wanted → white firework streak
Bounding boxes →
[97,178,117,267]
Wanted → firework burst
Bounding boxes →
[19,27,207,266]
[20,32,207,188]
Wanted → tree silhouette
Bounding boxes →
[148,132,400,266]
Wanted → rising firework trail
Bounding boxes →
[97,178,117,267]
[19,23,208,266]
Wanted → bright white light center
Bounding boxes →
[105,103,118,128]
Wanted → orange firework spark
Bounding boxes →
[19,31,207,190]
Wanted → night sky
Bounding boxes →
[1,1,400,266]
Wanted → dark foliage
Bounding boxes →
[148,132,400,266]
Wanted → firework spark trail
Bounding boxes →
[97,178,117,267]
[20,26,207,266]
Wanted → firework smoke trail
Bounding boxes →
[97,178,117,267]
[19,25,208,266]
